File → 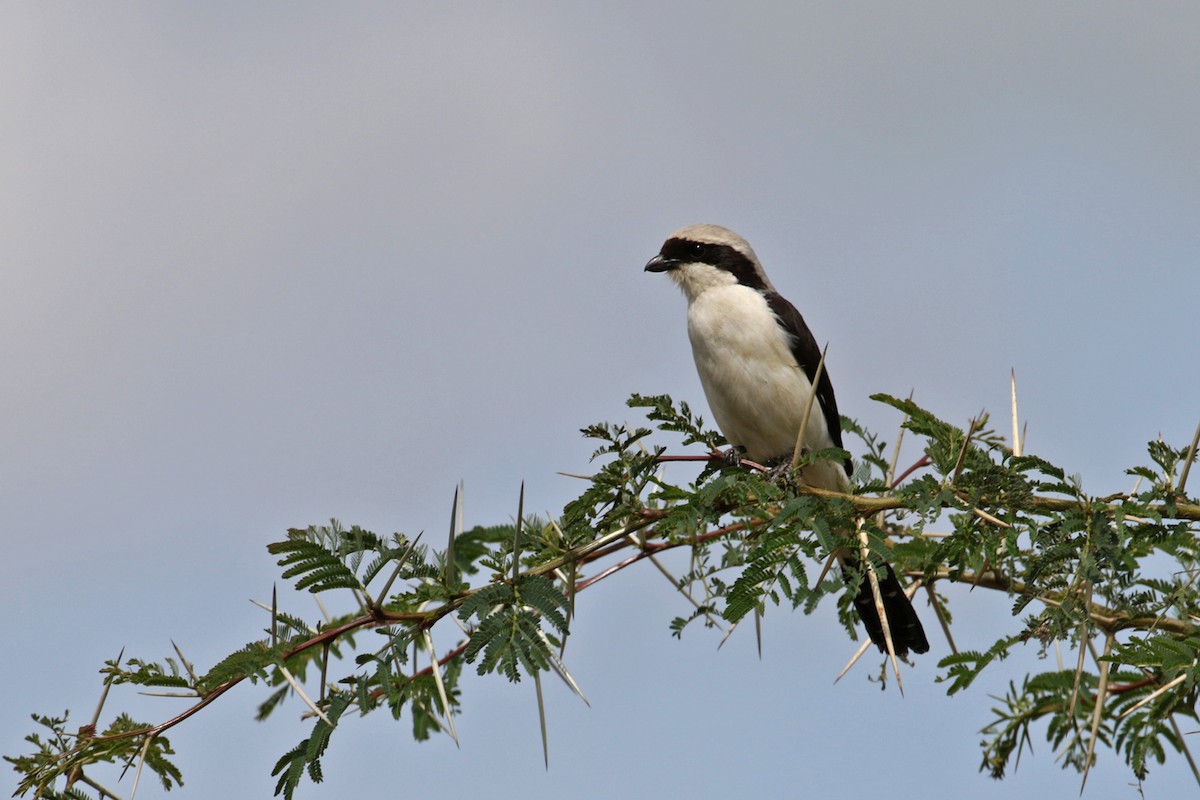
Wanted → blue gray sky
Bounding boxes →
[3,3,1199,798]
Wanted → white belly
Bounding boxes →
[686,285,842,486]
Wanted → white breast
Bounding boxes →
[686,284,842,486]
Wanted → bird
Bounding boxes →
[644,223,929,657]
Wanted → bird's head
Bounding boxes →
[644,224,774,301]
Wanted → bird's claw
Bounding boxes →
[721,446,747,467]
[767,459,798,487]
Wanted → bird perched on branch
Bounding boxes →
[644,223,929,658]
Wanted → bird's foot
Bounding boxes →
[766,460,798,487]
[763,448,809,487]
[720,446,747,468]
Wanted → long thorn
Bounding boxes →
[373,532,423,612]
[534,671,549,769]
[1066,638,1087,721]
[561,561,576,659]
[968,504,1013,529]
[535,628,590,706]
[170,640,198,685]
[1067,585,1093,721]
[513,481,525,583]
[91,646,125,728]
[951,413,983,484]
[249,599,318,632]
[446,483,460,588]
[1118,673,1186,719]
[319,642,330,704]
[1011,369,1022,458]
[879,392,912,527]
[718,619,741,650]
[423,629,459,746]
[834,639,873,684]
[835,581,922,683]
[129,735,152,800]
[815,551,838,586]
[279,663,333,727]
[69,649,122,792]
[313,593,333,625]
[76,774,122,800]
[884,392,912,491]
[791,344,829,475]
[1178,419,1200,497]
[1080,633,1114,794]
[1170,715,1200,790]
[856,518,902,694]
[755,609,763,660]
[926,584,958,655]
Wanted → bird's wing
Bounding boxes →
[763,291,851,478]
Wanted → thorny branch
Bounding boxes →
[12,394,1200,798]
[71,465,1196,753]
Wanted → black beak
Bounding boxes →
[644,254,678,273]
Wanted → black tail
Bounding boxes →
[846,559,929,657]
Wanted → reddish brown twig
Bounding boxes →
[891,455,932,488]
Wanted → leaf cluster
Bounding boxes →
[8,391,1200,798]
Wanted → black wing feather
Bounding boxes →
[766,292,927,654]
[763,292,851,478]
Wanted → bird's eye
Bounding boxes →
[690,242,705,256]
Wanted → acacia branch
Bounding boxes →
[917,568,1196,638]
[650,452,1200,520]
[74,515,683,751]
[43,455,1200,786]
[794,483,1200,522]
